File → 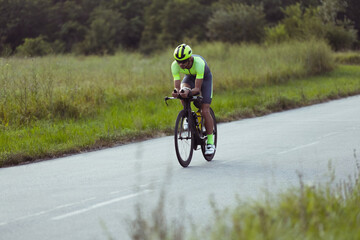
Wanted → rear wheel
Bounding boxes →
[174,110,194,167]
[201,108,217,161]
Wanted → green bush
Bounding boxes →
[265,24,290,44]
[206,3,266,43]
[303,39,335,75]
[158,0,208,46]
[50,40,66,54]
[0,43,12,57]
[15,36,53,57]
[265,2,358,52]
[77,7,126,55]
[325,24,358,51]
[282,3,325,40]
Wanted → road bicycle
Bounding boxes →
[164,91,217,167]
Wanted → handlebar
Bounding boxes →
[164,95,203,106]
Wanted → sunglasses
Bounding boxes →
[176,59,189,64]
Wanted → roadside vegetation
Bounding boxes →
[335,51,360,65]
[1,1,360,167]
[1,40,360,167]
[128,162,360,240]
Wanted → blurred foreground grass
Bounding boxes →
[128,162,360,240]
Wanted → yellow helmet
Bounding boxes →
[173,44,192,61]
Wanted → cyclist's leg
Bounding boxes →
[201,104,215,155]
[200,72,214,138]
[181,75,195,89]
[201,104,214,136]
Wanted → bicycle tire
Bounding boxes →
[190,111,201,150]
[174,110,194,167]
[201,108,217,161]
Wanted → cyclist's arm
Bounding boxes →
[171,61,182,96]
[179,79,201,97]
[174,80,181,92]
[191,79,202,95]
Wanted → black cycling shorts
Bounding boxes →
[182,72,213,104]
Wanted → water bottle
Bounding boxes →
[196,111,202,128]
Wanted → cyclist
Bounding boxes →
[171,43,215,155]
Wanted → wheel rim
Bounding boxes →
[175,114,193,167]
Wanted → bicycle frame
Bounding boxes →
[164,95,204,146]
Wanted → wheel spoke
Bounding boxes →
[174,111,193,167]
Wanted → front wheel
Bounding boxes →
[201,108,217,161]
[174,110,194,167]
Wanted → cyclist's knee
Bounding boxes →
[201,104,210,114]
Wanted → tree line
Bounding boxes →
[0,0,359,56]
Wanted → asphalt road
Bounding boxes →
[1,96,360,240]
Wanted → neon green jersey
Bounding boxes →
[171,55,207,81]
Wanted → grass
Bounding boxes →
[0,40,334,126]
[1,40,359,167]
[201,167,360,240]
[1,64,360,167]
[334,51,360,65]
[213,64,360,121]
[128,162,360,240]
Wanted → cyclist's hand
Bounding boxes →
[172,89,179,98]
[179,89,187,98]
[180,87,191,98]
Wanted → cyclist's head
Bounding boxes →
[174,44,192,63]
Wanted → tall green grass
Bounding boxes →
[0,53,170,126]
[0,40,334,127]
[334,51,360,65]
[213,64,360,122]
[202,40,335,89]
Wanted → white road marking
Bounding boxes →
[277,141,319,155]
[320,132,339,138]
[52,190,151,221]
[110,191,121,195]
[277,131,343,155]
[0,197,96,226]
